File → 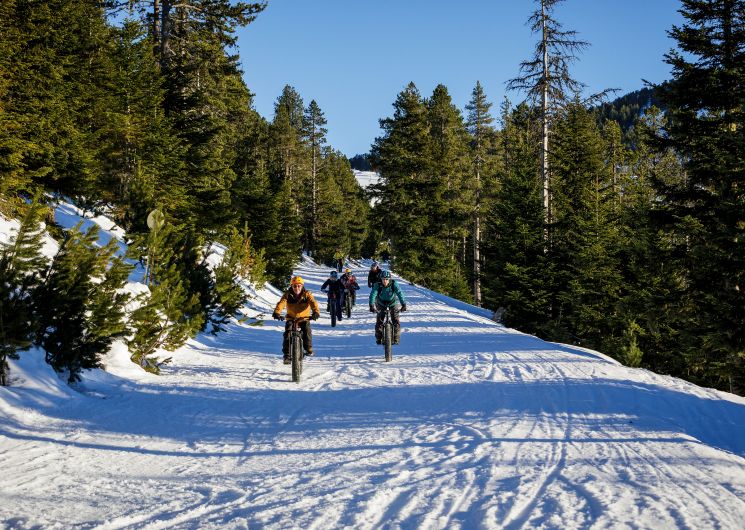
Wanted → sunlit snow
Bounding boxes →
[2,205,745,529]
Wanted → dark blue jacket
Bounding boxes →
[321,278,346,296]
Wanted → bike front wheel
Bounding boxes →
[384,321,392,362]
[291,333,303,382]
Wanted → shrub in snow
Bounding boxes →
[35,222,131,383]
[127,223,205,373]
[0,200,48,386]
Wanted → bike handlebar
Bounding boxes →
[285,316,310,323]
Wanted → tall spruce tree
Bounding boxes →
[371,82,433,284]
[465,81,496,306]
[98,19,186,233]
[481,102,548,332]
[426,84,473,299]
[550,102,622,348]
[270,86,309,218]
[303,100,328,253]
[654,0,745,392]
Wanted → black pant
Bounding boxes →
[375,303,400,342]
[327,291,344,320]
[283,320,312,355]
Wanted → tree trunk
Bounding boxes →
[473,165,482,306]
[541,0,551,246]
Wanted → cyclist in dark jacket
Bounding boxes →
[321,270,346,322]
[340,268,360,305]
[367,261,382,288]
[369,270,407,344]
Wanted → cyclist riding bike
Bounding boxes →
[272,276,320,364]
[367,261,382,288]
[369,270,407,344]
[340,268,360,306]
[321,270,346,322]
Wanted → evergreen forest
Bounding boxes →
[1,0,743,395]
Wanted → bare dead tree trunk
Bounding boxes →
[541,0,551,246]
[473,163,482,306]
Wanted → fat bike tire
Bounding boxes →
[291,334,302,382]
[384,322,392,362]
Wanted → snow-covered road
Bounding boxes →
[3,259,745,529]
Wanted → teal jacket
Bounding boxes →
[370,279,406,308]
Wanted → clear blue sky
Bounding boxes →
[235,0,684,157]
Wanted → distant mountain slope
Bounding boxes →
[596,86,665,140]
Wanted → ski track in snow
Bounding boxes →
[3,258,745,529]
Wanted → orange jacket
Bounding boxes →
[274,287,320,319]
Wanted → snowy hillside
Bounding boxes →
[2,209,745,528]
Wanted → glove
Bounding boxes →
[321,289,328,294]
[369,305,376,313]
[272,313,284,321]
[400,304,407,312]
[311,311,319,321]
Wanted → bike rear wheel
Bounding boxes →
[291,332,302,382]
[345,296,352,318]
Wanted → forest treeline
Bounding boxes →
[367,0,743,394]
[0,0,371,383]
[1,0,743,395]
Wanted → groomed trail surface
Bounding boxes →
[3,260,745,529]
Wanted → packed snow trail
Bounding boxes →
[3,259,745,529]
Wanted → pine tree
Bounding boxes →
[270,86,310,226]
[98,19,186,233]
[314,151,350,265]
[115,1,265,235]
[426,84,473,299]
[371,82,433,284]
[654,0,745,392]
[210,227,250,333]
[0,0,29,206]
[303,100,328,252]
[0,0,100,200]
[267,179,302,287]
[465,81,496,306]
[550,102,622,348]
[127,222,204,372]
[609,107,687,374]
[481,102,548,332]
[36,223,131,383]
[0,199,47,385]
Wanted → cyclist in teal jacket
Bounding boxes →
[369,270,407,344]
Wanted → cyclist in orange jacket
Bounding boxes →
[273,276,320,364]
